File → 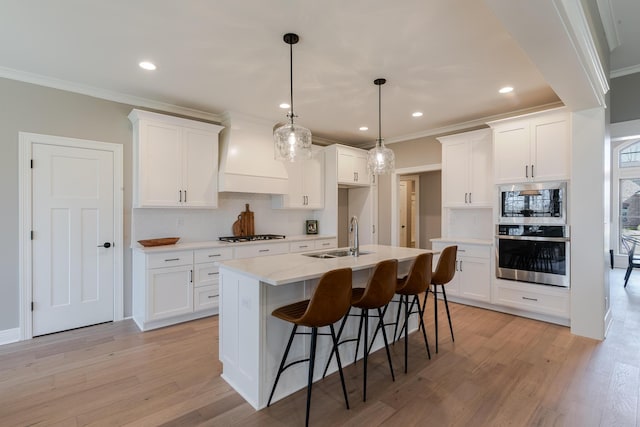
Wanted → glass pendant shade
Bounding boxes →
[274,33,312,162]
[367,78,395,174]
[368,138,395,174]
[274,122,312,161]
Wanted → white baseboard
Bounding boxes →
[0,328,21,345]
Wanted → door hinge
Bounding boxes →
[31,302,34,311]
[30,159,33,168]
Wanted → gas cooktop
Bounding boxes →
[219,234,286,243]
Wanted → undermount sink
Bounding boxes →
[303,249,373,259]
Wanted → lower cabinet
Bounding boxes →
[133,247,232,331]
[432,241,491,303]
[492,279,570,319]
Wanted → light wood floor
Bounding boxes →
[1,270,639,426]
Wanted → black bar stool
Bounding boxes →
[323,259,398,402]
[267,268,353,427]
[428,245,457,353]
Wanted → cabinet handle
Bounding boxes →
[458,249,466,252]
[531,164,534,178]
[259,249,270,253]
[522,296,538,302]
[354,172,358,182]
[164,258,180,262]
[322,242,331,246]
[464,193,468,204]
[184,190,187,203]
[459,260,463,272]
[207,272,219,276]
[299,245,309,249]
[208,254,221,257]
[469,192,472,204]
[208,295,216,299]
[525,165,528,178]
[455,260,458,271]
[179,190,182,203]
[190,270,193,283]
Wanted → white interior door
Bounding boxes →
[32,143,115,336]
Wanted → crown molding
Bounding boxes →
[611,64,640,79]
[385,101,565,144]
[0,66,223,123]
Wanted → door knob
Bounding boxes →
[98,242,112,248]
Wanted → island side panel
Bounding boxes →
[219,268,262,409]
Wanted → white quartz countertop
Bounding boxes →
[218,244,436,286]
[431,237,493,246]
[132,234,336,253]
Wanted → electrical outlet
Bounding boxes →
[176,216,184,227]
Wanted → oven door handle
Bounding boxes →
[496,236,570,242]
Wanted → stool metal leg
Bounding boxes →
[353,311,365,365]
[392,294,404,343]
[305,327,318,427]
[433,285,439,353]
[415,295,431,360]
[442,287,454,342]
[329,324,350,410]
[363,308,369,401]
[267,324,298,407]
[322,312,349,378]
[376,306,395,381]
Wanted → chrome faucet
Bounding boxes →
[349,215,359,257]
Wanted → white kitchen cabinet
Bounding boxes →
[337,146,370,186]
[148,265,194,321]
[129,109,224,208]
[432,241,491,303]
[234,242,289,259]
[272,145,325,209]
[193,247,233,312]
[489,108,570,184]
[438,128,492,207]
[493,279,570,319]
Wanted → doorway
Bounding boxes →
[391,164,442,248]
[399,175,419,248]
[19,133,123,339]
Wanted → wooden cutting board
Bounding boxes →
[232,204,255,236]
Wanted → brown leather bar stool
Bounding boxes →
[391,252,433,373]
[266,268,352,427]
[324,259,398,402]
[429,245,457,353]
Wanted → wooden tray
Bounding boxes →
[137,237,180,247]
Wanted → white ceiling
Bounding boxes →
[0,0,635,146]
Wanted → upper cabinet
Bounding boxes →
[336,146,370,187]
[438,128,493,208]
[489,108,570,184]
[129,109,224,208]
[272,145,325,210]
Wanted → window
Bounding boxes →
[616,139,640,253]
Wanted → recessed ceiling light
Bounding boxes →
[139,61,156,71]
[499,86,514,94]
[412,112,423,117]
[279,103,290,109]
[359,126,368,131]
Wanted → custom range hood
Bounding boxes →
[218,112,289,194]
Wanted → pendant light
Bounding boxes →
[274,33,312,162]
[367,78,395,174]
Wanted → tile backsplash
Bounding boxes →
[132,192,321,243]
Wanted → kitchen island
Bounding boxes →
[218,244,434,409]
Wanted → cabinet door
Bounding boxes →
[493,122,530,184]
[337,149,356,184]
[147,265,193,321]
[352,151,369,185]
[531,116,569,182]
[442,140,470,207]
[303,149,324,209]
[138,121,182,207]
[183,127,218,207]
[468,135,493,206]
[458,256,490,302]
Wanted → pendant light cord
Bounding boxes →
[378,83,382,146]
[289,42,294,124]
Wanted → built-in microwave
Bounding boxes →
[498,182,567,225]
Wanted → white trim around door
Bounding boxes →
[18,132,124,340]
[391,164,441,247]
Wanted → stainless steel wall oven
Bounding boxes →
[495,224,570,287]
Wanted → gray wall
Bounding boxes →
[0,77,134,330]
[420,171,442,249]
[611,72,640,123]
